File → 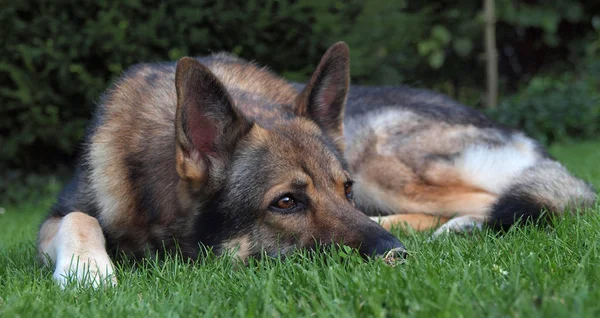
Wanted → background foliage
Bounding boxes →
[487,61,600,145]
[1,0,599,179]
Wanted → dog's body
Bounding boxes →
[38,43,596,287]
[341,85,596,234]
[38,44,406,287]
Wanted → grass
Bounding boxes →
[1,141,599,317]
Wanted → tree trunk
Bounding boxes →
[484,0,498,108]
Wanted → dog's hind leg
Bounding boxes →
[38,212,116,288]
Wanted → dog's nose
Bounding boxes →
[359,229,407,259]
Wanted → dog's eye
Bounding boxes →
[276,196,295,209]
[344,181,354,201]
[271,195,297,211]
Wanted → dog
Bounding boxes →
[339,85,597,236]
[37,42,406,288]
[38,41,597,288]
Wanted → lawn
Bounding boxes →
[1,141,599,317]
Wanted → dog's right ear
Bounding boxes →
[175,57,252,186]
[294,42,350,153]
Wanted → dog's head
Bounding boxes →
[174,43,405,260]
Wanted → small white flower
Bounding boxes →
[492,264,508,276]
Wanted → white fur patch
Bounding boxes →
[369,110,415,133]
[430,215,484,239]
[51,213,117,288]
[54,253,116,289]
[454,134,538,194]
[344,109,415,142]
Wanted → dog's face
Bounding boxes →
[174,43,405,259]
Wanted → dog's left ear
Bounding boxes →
[295,42,350,152]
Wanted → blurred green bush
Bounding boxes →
[487,59,600,145]
[1,0,599,176]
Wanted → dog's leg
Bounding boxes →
[371,213,450,231]
[429,215,486,239]
[38,212,117,288]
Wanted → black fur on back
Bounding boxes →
[344,85,498,128]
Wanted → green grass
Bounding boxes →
[1,141,599,317]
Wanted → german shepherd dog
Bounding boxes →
[38,42,596,288]
[37,43,406,287]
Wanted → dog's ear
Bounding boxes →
[175,57,252,186]
[295,42,350,152]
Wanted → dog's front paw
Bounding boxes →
[53,255,117,288]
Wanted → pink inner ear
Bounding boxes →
[187,102,218,156]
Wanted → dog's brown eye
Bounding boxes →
[270,194,305,213]
[275,196,295,210]
[344,181,354,200]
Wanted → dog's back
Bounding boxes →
[343,85,597,233]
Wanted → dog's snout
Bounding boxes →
[360,229,407,259]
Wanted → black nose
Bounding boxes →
[359,229,407,259]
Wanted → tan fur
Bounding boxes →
[354,154,498,218]
[345,111,513,222]
[37,216,61,265]
[245,119,375,252]
[88,57,302,253]
[208,58,298,105]
[221,236,253,260]
[371,214,450,231]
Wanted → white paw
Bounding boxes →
[53,255,117,288]
[430,216,483,240]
